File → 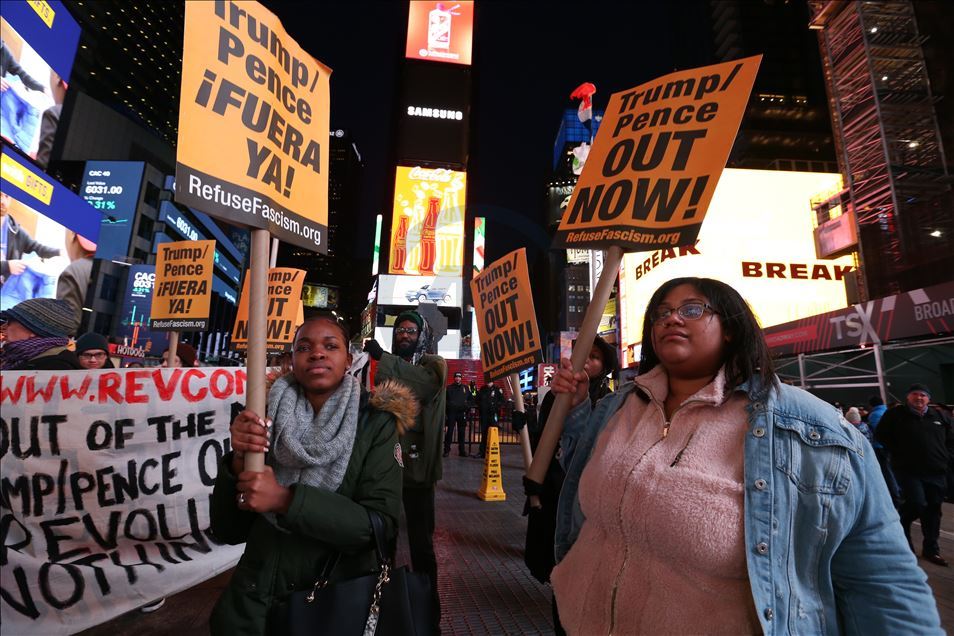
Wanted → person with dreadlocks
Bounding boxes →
[364,309,447,633]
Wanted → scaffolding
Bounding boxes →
[809,1,953,301]
[775,335,954,404]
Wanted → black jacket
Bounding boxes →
[446,382,470,412]
[875,405,954,476]
[1,214,61,281]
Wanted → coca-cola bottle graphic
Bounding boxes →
[436,201,464,276]
[391,213,411,274]
[418,197,441,275]
[428,4,451,52]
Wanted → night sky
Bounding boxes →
[263,0,714,264]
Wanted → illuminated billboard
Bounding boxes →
[396,62,471,165]
[1,146,100,310]
[81,161,145,261]
[0,1,81,167]
[406,1,474,66]
[378,274,462,308]
[618,169,855,367]
[389,166,465,276]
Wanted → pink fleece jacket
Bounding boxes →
[551,366,761,635]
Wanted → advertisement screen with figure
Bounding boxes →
[0,1,81,167]
[405,0,474,66]
[0,190,69,310]
[389,166,466,276]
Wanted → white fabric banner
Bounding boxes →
[0,368,248,634]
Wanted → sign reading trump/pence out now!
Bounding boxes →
[554,56,761,252]
[232,267,305,353]
[150,240,215,331]
[470,248,542,382]
[175,0,331,253]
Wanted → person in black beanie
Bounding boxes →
[876,383,954,567]
[523,335,618,635]
[75,332,114,369]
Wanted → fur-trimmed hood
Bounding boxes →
[368,378,418,436]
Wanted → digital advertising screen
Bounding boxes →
[617,169,855,367]
[1,1,81,167]
[389,165,466,276]
[396,62,470,166]
[1,145,101,309]
[378,274,462,308]
[115,264,170,356]
[81,161,145,261]
[406,1,474,66]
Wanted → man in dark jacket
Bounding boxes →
[1,191,62,284]
[444,371,470,457]
[364,310,446,631]
[475,381,501,459]
[876,383,954,567]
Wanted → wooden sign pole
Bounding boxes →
[525,245,623,487]
[167,331,179,367]
[508,373,533,470]
[243,229,271,472]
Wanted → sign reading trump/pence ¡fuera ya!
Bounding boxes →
[176,1,331,253]
[554,56,761,252]
[150,240,215,331]
[470,248,542,382]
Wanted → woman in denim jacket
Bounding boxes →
[549,277,940,635]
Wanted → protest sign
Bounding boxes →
[0,368,247,633]
[554,56,761,251]
[150,240,215,331]
[175,0,331,253]
[470,249,542,382]
[232,267,305,353]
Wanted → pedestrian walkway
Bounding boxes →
[81,445,954,634]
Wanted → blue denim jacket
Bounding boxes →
[555,376,941,635]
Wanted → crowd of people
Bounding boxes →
[2,276,951,635]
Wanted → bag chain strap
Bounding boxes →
[363,562,391,636]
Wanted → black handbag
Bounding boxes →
[276,510,432,636]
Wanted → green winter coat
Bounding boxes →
[208,380,417,635]
[375,352,447,488]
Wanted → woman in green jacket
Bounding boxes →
[209,315,416,634]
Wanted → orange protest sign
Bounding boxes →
[176,1,331,253]
[232,268,305,353]
[554,56,761,252]
[470,248,542,382]
[150,240,215,331]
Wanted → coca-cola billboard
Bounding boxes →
[388,165,466,277]
[765,280,954,355]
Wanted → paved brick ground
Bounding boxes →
[81,445,954,635]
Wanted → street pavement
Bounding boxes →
[81,444,954,635]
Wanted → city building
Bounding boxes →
[709,0,837,172]
[809,0,954,300]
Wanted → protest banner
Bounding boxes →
[469,248,542,382]
[0,368,248,633]
[175,0,331,253]
[553,56,761,251]
[150,240,215,331]
[231,267,305,353]
[528,57,762,497]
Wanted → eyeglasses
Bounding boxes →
[651,302,718,324]
[395,327,419,335]
[79,351,108,360]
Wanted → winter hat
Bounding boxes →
[592,336,620,376]
[75,332,109,354]
[395,310,424,332]
[844,407,862,424]
[907,383,931,397]
[166,342,197,367]
[0,298,75,338]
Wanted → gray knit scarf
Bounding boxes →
[264,373,361,526]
